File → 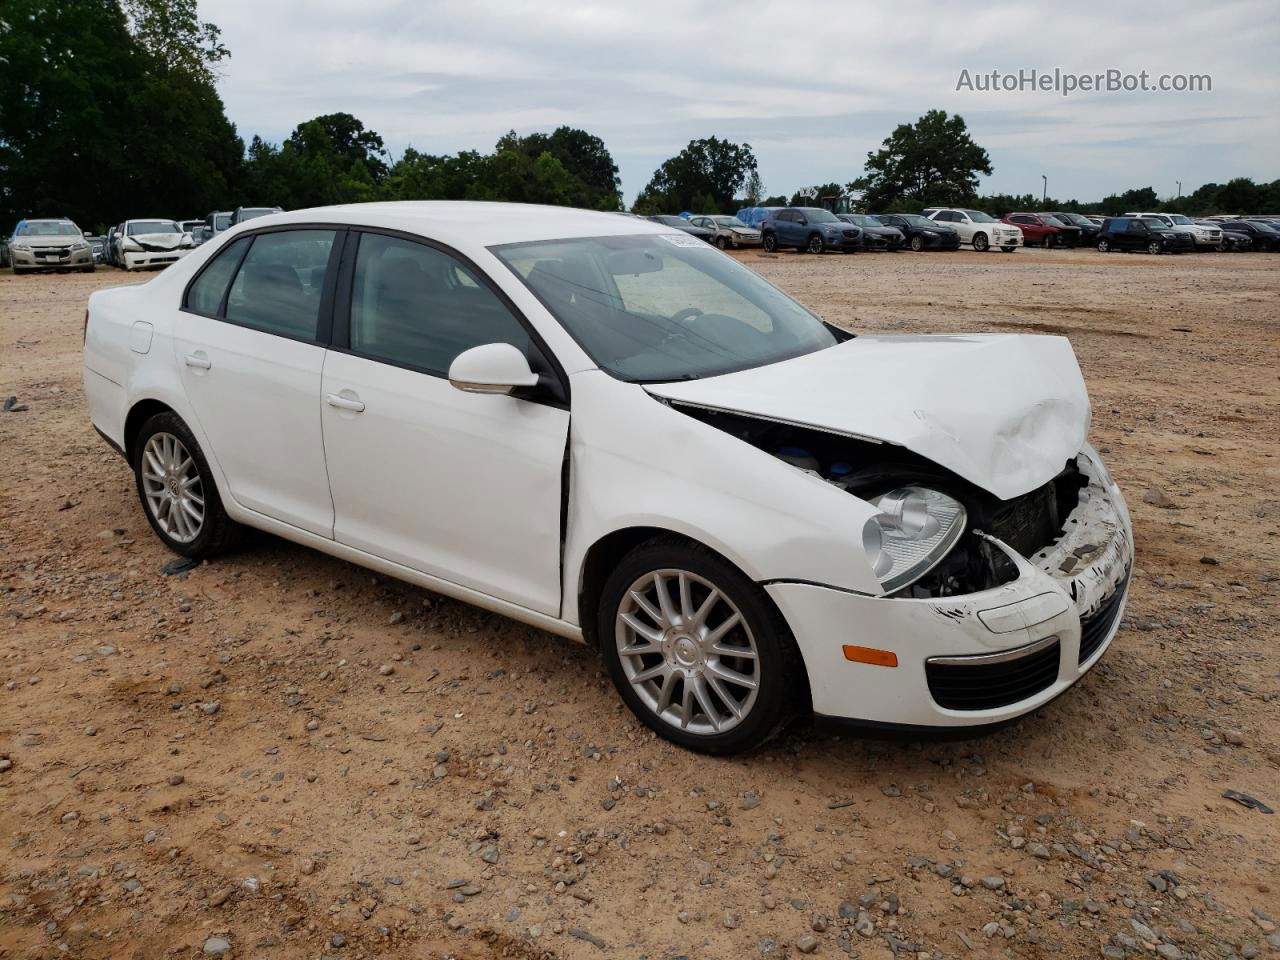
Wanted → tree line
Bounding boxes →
[2,2,1274,234]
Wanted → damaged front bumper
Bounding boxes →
[767,448,1133,729]
[123,248,189,270]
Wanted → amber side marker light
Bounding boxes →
[842,645,899,667]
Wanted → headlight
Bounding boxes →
[861,486,967,592]
[12,241,31,251]
[72,240,89,250]
[923,230,938,236]
[180,235,193,247]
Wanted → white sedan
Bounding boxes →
[115,219,194,271]
[83,202,1133,753]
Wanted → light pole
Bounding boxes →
[1176,180,1182,199]
[1041,175,1047,207]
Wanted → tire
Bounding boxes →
[909,235,925,252]
[1097,239,1110,253]
[598,536,806,754]
[715,236,726,250]
[133,411,243,559]
[79,265,95,274]
[1001,246,1016,253]
[806,233,825,254]
[972,232,989,252]
[1215,242,1226,252]
[1042,235,1054,249]
[1147,240,1162,256]
[762,232,777,253]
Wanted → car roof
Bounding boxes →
[253,201,679,247]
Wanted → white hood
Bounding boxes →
[130,232,183,249]
[645,334,1091,500]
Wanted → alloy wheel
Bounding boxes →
[615,568,760,735]
[1097,239,1110,253]
[807,235,824,254]
[1147,241,1161,255]
[973,233,989,252]
[140,432,205,543]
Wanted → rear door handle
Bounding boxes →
[326,393,365,413]
[183,354,211,370]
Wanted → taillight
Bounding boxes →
[83,308,89,344]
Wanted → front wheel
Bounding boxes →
[806,233,825,254]
[1147,240,1162,255]
[972,232,989,252]
[909,235,925,252]
[1001,246,1017,253]
[715,236,727,250]
[599,537,805,754]
[134,411,243,558]
[762,232,777,253]
[1042,235,1054,249]
[1097,239,1110,253]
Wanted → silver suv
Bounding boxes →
[7,218,95,274]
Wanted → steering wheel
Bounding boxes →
[669,306,704,326]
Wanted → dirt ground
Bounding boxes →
[1,247,1278,960]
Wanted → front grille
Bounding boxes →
[926,638,1061,710]
[1078,570,1129,664]
[843,230,859,239]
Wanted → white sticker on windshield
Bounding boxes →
[660,233,708,248]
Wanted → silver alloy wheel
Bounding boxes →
[615,568,760,735]
[140,432,205,543]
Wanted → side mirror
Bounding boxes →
[448,343,539,396]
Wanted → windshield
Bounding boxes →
[1139,219,1170,231]
[1249,221,1279,233]
[238,208,278,221]
[714,216,750,228]
[494,234,838,383]
[1167,215,1193,224]
[128,221,179,235]
[964,210,997,223]
[797,209,840,223]
[1041,215,1069,227]
[898,215,938,227]
[17,221,80,237]
[842,214,878,227]
[1058,213,1089,225]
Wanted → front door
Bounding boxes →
[320,230,569,615]
[172,228,341,537]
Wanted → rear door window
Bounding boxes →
[224,230,338,340]
[185,237,251,316]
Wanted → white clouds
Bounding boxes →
[204,0,1280,202]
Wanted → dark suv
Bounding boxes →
[1045,212,1101,246]
[761,207,862,253]
[1096,217,1195,255]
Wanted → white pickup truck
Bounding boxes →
[1123,213,1220,250]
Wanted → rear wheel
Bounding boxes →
[972,232,989,252]
[599,537,805,754]
[133,411,243,559]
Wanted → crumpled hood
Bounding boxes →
[130,233,183,250]
[645,334,1091,500]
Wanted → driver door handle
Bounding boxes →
[183,354,211,370]
[326,393,365,413]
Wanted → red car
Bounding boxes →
[1003,212,1082,248]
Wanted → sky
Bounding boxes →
[203,0,1280,206]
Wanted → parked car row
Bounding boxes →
[99,206,284,271]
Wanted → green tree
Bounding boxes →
[1215,177,1264,213]
[123,0,228,85]
[633,137,758,214]
[496,127,622,209]
[284,112,390,184]
[851,110,992,209]
[0,0,243,231]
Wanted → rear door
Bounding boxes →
[320,230,569,615]
[172,228,343,537]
